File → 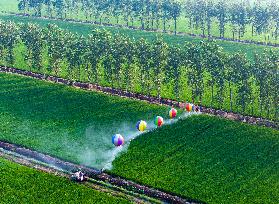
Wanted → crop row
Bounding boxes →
[112,114,279,204]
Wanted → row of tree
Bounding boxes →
[0,20,278,120]
[17,0,279,40]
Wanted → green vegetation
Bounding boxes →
[0,0,18,13]
[0,20,278,120]
[0,72,167,168]
[11,0,279,44]
[0,12,276,60]
[112,115,279,204]
[0,61,278,204]
[0,157,130,203]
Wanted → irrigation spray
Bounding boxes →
[79,111,201,171]
[10,110,199,171]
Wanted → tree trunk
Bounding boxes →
[211,83,214,108]
[229,81,233,112]
[116,16,119,24]
[174,18,177,35]
[140,17,144,29]
[163,17,166,32]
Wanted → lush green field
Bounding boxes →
[0,13,277,60]
[112,115,279,204]
[1,72,278,203]
[0,157,130,203]
[0,0,18,12]
[0,72,168,169]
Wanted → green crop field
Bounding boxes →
[0,72,278,203]
[112,115,279,204]
[0,157,130,203]
[1,1,278,203]
[0,72,169,169]
[0,13,277,60]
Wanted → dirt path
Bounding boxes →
[0,65,278,129]
[1,11,278,48]
[0,141,200,204]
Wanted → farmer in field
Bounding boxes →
[71,170,85,182]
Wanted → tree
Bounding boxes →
[229,2,248,40]
[205,0,216,38]
[20,23,45,71]
[215,0,227,38]
[136,38,153,95]
[201,41,226,108]
[162,0,171,32]
[122,37,136,91]
[18,0,29,14]
[251,4,271,40]
[64,32,85,80]
[228,53,251,113]
[85,29,111,83]
[0,21,20,66]
[44,24,66,75]
[184,42,204,103]
[169,1,181,35]
[166,45,182,100]
[150,37,168,99]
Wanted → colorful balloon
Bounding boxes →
[154,116,164,127]
[185,103,193,112]
[112,134,124,147]
[136,120,147,132]
[169,108,177,118]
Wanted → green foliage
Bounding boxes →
[112,115,279,204]
[0,13,274,60]
[0,157,130,203]
[0,21,20,65]
[14,0,279,43]
[20,23,45,70]
[0,20,278,120]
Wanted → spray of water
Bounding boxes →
[13,110,200,171]
[98,111,200,170]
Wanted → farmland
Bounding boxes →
[0,157,130,203]
[0,72,168,168]
[112,115,279,203]
[0,0,279,203]
[0,72,278,203]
